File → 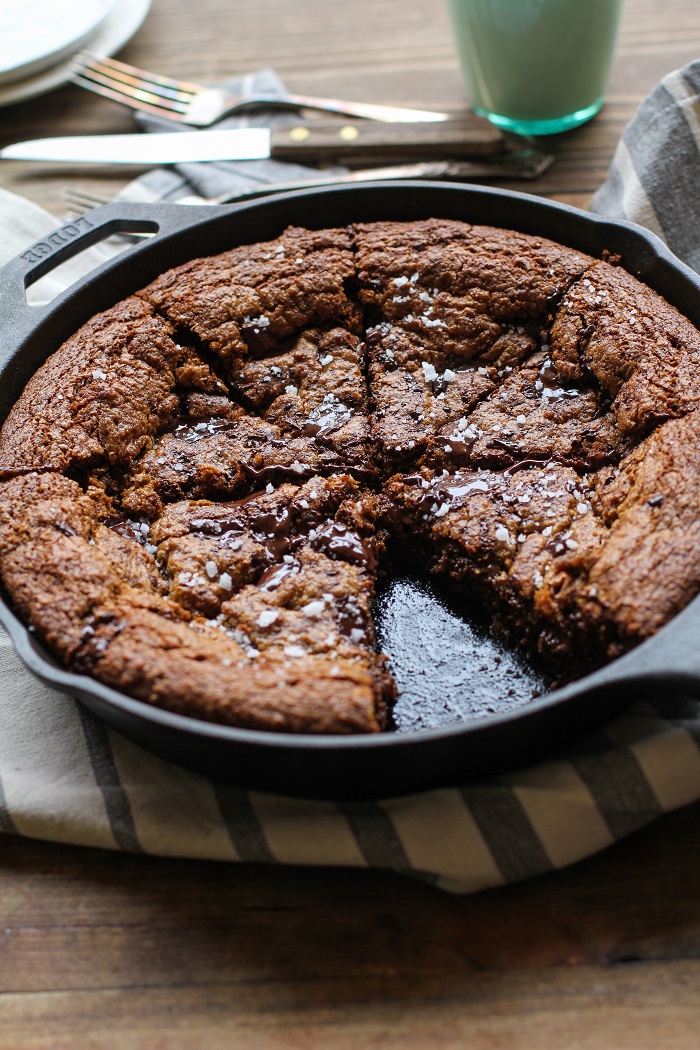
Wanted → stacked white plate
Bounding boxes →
[0,0,151,108]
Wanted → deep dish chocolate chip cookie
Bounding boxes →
[2,219,700,733]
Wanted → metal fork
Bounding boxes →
[70,53,450,126]
[61,152,555,221]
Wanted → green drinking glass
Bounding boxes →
[445,0,624,136]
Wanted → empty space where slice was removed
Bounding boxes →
[374,571,551,732]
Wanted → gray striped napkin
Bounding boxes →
[589,60,700,270]
[118,68,348,205]
[1,621,699,893]
[2,63,700,893]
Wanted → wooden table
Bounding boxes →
[3,0,700,1045]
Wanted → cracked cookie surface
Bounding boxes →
[1,220,700,733]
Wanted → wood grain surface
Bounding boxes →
[4,800,700,1049]
[2,0,700,1045]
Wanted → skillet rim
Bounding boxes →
[2,180,700,790]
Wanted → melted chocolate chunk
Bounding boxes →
[309,521,377,571]
[171,418,238,443]
[109,517,150,545]
[535,357,583,405]
[257,559,300,592]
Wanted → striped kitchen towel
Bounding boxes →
[589,60,700,270]
[3,62,700,893]
[2,622,700,894]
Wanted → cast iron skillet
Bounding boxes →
[2,182,700,801]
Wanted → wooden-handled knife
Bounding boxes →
[0,117,524,167]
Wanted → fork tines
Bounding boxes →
[62,186,112,216]
[71,52,196,121]
[70,51,452,127]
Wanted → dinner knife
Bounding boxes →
[0,118,521,166]
[197,154,556,197]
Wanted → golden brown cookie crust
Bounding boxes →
[2,220,700,731]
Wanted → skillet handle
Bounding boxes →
[559,593,700,709]
[0,201,217,362]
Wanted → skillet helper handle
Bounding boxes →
[0,201,216,362]
[269,117,515,165]
[558,591,700,711]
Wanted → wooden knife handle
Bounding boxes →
[270,117,512,165]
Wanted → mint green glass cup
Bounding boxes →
[445,0,624,136]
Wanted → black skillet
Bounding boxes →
[2,182,700,801]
